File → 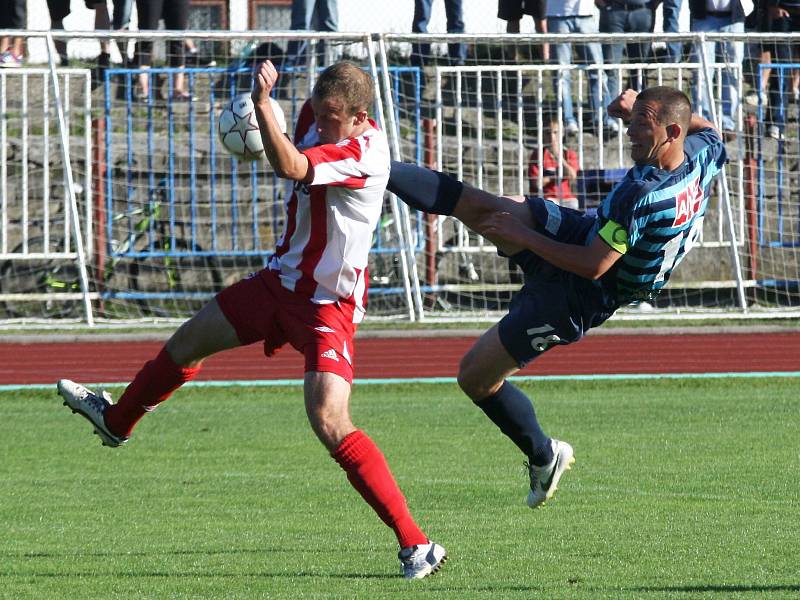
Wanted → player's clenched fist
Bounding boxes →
[252,60,279,107]
[481,211,531,250]
[607,89,639,122]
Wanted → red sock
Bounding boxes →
[104,347,200,437]
[332,430,428,549]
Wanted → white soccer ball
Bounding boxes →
[218,94,286,161]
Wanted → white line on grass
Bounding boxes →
[2,371,799,392]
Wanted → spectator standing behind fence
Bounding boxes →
[546,0,616,136]
[0,0,26,67]
[286,0,338,67]
[763,0,800,139]
[499,0,549,61]
[46,0,114,86]
[597,0,654,95]
[650,0,685,62]
[411,0,467,67]
[528,118,580,209]
[689,0,750,137]
[133,0,192,101]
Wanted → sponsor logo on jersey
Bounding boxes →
[320,348,339,361]
[314,326,336,333]
[673,177,703,227]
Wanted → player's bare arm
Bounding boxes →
[687,113,720,135]
[252,60,313,182]
[482,211,623,280]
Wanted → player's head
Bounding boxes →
[627,86,692,167]
[311,61,374,144]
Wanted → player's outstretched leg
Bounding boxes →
[56,379,128,447]
[458,325,577,507]
[526,439,575,509]
[398,541,448,580]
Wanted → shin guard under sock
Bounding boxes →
[475,381,553,465]
[333,430,428,548]
[104,347,200,437]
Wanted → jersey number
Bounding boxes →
[527,324,561,353]
[655,216,704,284]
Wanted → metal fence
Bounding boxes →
[1,30,799,325]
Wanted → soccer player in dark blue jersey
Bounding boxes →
[388,86,725,509]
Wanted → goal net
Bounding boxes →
[1,30,799,326]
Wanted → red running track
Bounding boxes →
[1,332,798,385]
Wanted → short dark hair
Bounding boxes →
[312,61,374,116]
[636,86,692,133]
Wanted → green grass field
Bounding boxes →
[2,378,798,599]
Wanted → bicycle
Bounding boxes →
[103,178,224,319]
[0,226,82,319]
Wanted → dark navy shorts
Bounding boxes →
[498,197,616,368]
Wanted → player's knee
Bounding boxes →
[458,351,507,401]
[457,354,487,401]
[164,323,202,367]
[308,406,353,451]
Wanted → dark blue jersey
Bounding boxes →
[590,128,726,304]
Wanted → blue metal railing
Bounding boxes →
[103,65,424,272]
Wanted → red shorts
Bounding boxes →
[215,269,357,383]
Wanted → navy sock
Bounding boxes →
[475,381,553,466]
[387,161,462,216]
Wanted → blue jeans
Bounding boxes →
[690,17,744,131]
[661,0,684,62]
[548,15,610,127]
[600,5,653,95]
[766,15,800,128]
[411,0,467,66]
[287,0,339,65]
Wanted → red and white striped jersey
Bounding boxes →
[268,100,389,322]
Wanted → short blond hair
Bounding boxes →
[312,61,374,116]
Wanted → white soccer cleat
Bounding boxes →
[56,379,128,448]
[399,541,447,580]
[526,439,575,509]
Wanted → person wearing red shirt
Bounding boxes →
[528,118,580,210]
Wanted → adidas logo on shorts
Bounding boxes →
[320,348,339,361]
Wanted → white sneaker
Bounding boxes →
[0,51,22,68]
[56,379,128,447]
[398,541,447,580]
[564,121,579,136]
[767,125,785,140]
[526,439,575,509]
[744,91,767,107]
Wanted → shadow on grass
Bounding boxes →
[0,571,396,580]
[630,584,800,593]
[11,547,325,559]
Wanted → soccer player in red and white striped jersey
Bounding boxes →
[56,60,446,579]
